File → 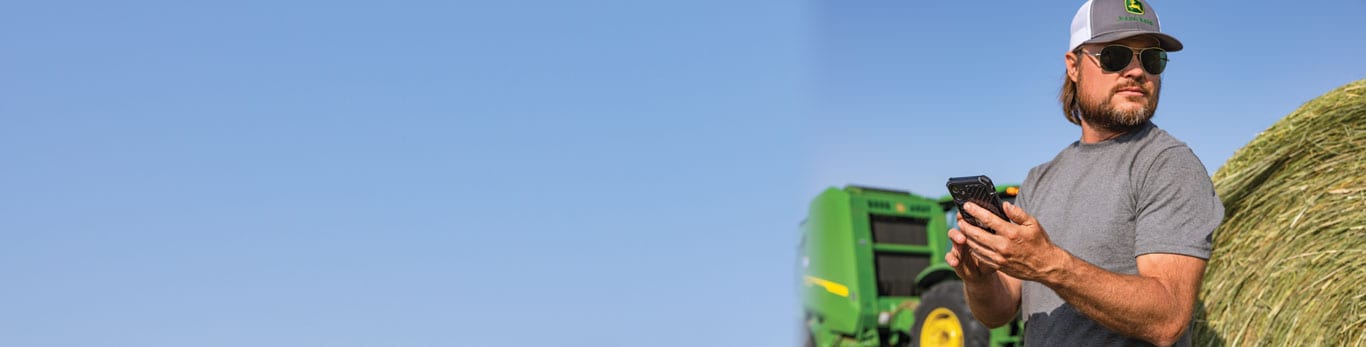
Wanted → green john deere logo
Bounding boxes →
[1125,0,1145,15]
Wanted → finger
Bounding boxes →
[948,245,975,273]
[964,202,1011,234]
[1003,201,1035,226]
[969,248,1002,270]
[947,228,967,245]
[956,226,1004,269]
[958,216,1006,250]
[957,219,980,242]
[960,230,999,259]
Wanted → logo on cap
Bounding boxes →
[1125,0,1145,15]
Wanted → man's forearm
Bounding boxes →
[962,272,1020,328]
[1041,253,1190,346]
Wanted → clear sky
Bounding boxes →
[1,1,1361,346]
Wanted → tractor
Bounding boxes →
[799,184,1023,346]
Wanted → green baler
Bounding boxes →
[799,185,1023,347]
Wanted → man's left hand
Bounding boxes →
[956,201,1069,282]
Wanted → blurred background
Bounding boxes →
[1,1,1361,346]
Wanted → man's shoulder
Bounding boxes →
[1137,123,1192,153]
[1023,137,1084,180]
[1021,123,1210,191]
[1132,124,1210,174]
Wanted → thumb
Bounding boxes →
[1003,201,1033,225]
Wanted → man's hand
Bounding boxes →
[946,205,1025,328]
[957,201,1208,346]
[955,201,1068,282]
[946,215,996,281]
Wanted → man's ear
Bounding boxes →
[1065,51,1079,82]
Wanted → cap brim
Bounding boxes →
[1084,31,1183,52]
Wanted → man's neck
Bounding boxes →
[1081,126,1124,144]
[1079,120,1140,144]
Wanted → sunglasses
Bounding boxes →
[1081,45,1169,75]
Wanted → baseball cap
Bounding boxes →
[1069,0,1183,52]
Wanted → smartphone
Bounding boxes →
[946,175,1009,233]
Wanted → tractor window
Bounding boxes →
[874,253,930,297]
[868,214,928,246]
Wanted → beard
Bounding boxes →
[1076,79,1160,132]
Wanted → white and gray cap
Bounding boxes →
[1069,0,1183,52]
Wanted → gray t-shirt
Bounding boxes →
[1015,122,1223,347]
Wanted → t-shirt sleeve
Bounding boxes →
[1134,146,1224,259]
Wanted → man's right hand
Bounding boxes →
[944,208,1023,328]
[946,212,997,282]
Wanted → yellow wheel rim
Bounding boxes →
[919,307,965,347]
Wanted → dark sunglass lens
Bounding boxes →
[1099,46,1134,72]
[1140,49,1167,74]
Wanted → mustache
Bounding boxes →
[1112,81,1152,94]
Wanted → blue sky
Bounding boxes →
[810,1,1366,196]
[1,1,1361,346]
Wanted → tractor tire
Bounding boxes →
[911,280,990,347]
[890,332,912,347]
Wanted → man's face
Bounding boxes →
[1067,35,1163,131]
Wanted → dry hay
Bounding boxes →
[1195,78,1366,346]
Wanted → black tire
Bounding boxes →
[910,280,991,347]
[890,332,912,347]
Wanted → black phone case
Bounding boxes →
[946,175,1009,233]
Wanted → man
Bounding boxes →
[944,1,1225,346]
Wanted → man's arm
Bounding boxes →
[1045,251,1205,346]
[946,219,1022,328]
[962,264,1022,328]
[958,202,1205,347]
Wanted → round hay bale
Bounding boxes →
[1195,78,1366,346]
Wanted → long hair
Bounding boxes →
[1059,48,1083,126]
